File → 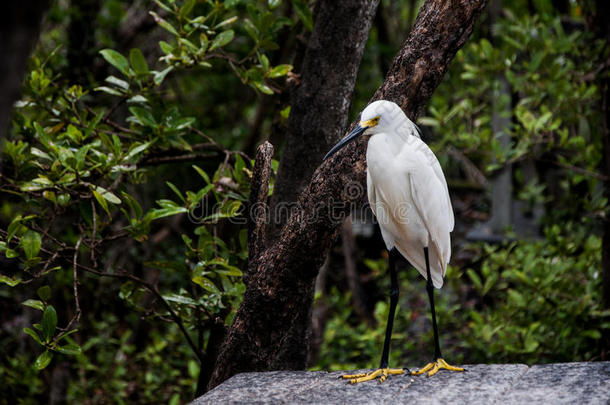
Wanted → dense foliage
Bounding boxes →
[314,1,608,370]
[1,0,294,402]
[0,0,607,403]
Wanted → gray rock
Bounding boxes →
[503,362,610,404]
[193,362,610,405]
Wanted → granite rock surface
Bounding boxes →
[193,362,610,404]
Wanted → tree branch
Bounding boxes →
[246,141,274,281]
[342,216,376,328]
[209,0,489,389]
[269,0,380,233]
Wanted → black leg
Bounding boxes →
[424,247,442,360]
[379,248,400,369]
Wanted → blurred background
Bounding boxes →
[0,0,608,403]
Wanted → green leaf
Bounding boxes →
[267,64,292,78]
[280,106,290,119]
[5,249,18,258]
[127,95,148,104]
[268,0,282,8]
[95,86,124,96]
[216,267,243,277]
[42,305,57,341]
[145,207,188,221]
[214,16,238,29]
[99,49,131,76]
[162,293,198,305]
[23,327,42,344]
[150,11,179,35]
[192,165,211,184]
[169,393,180,405]
[121,192,143,219]
[129,106,157,127]
[259,54,270,71]
[57,344,82,356]
[30,147,52,161]
[293,0,313,31]
[57,328,79,342]
[7,215,24,242]
[129,48,149,75]
[209,30,235,51]
[153,0,173,12]
[179,0,195,18]
[119,281,134,300]
[156,199,180,208]
[192,276,219,292]
[57,194,71,206]
[243,19,259,40]
[34,351,53,370]
[124,141,153,162]
[94,186,122,204]
[22,299,44,311]
[159,41,174,54]
[92,189,111,216]
[21,230,41,260]
[105,75,129,90]
[252,81,273,95]
[234,154,245,183]
[153,67,173,86]
[37,286,51,301]
[466,269,482,290]
[0,274,21,286]
[166,182,186,203]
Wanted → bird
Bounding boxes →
[323,100,464,383]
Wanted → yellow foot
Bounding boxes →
[342,368,404,384]
[411,358,464,377]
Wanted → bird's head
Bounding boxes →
[323,100,418,161]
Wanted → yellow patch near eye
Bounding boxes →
[360,116,380,128]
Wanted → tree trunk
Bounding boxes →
[208,0,488,390]
[269,0,379,234]
[0,0,50,140]
[66,0,102,85]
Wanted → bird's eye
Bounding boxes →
[361,116,380,128]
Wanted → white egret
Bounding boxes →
[323,100,464,383]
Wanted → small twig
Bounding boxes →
[540,158,609,181]
[72,260,205,363]
[102,98,127,123]
[90,199,97,267]
[189,127,218,145]
[447,147,489,187]
[140,152,221,166]
[108,173,125,193]
[41,250,60,274]
[83,104,136,135]
[64,237,83,333]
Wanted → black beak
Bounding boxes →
[323,124,367,161]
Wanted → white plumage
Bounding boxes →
[324,99,464,382]
[362,100,453,288]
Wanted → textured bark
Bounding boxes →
[0,0,50,140]
[195,315,228,396]
[343,217,376,328]
[247,142,274,270]
[269,0,379,232]
[208,0,488,389]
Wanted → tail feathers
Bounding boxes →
[395,243,446,289]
